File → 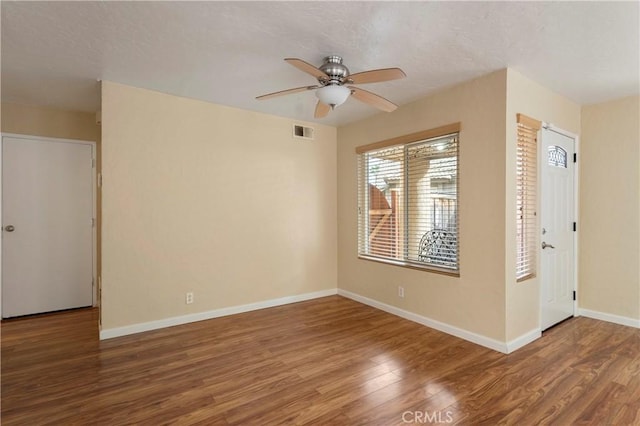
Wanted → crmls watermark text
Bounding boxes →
[402,410,454,424]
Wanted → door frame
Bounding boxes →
[0,133,98,318]
[538,123,580,330]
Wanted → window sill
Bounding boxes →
[358,255,460,278]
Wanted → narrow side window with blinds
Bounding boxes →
[516,113,541,282]
[356,123,460,274]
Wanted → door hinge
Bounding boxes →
[92,158,96,168]
[91,218,96,227]
[98,173,102,188]
[573,222,576,232]
[573,291,576,301]
[573,153,577,163]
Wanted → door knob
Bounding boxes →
[542,241,555,249]
[4,225,15,232]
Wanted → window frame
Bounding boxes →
[355,123,461,277]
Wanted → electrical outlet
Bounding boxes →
[398,286,405,298]
[185,292,194,304]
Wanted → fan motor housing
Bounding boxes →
[319,56,349,83]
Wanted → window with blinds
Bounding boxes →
[356,124,460,273]
[516,113,541,281]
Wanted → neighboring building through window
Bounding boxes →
[356,123,460,273]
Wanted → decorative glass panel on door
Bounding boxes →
[548,145,567,168]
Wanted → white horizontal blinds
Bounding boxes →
[406,135,458,269]
[358,146,405,261]
[357,129,459,271]
[357,154,367,258]
[516,114,541,281]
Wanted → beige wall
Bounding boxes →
[7,74,637,343]
[1,103,99,141]
[338,70,508,341]
[580,96,640,320]
[504,69,581,340]
[100,82,337,330]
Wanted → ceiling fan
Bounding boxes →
[256,55,406,118]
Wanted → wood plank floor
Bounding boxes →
[1,296,639,425]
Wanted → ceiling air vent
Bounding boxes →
[293,124,314,140]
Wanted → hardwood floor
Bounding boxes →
[1,296,639,425]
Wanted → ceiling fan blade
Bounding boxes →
[348,86,398,112]
[348,68,406,85]
[314,101,331,118]
[256,85,318,100]
[285,58,329,80]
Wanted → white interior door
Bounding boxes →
[540,128,575,330]
[2,135,94,318]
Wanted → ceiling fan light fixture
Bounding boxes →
[257,56,405,117]
[315,85,351,109]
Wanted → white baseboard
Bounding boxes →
[100,287,548,353]
[99,288,338,340]
[506,328,541,353]
[337,289,525,354]
[578,308,640,328]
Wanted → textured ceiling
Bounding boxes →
[2,1,639,126]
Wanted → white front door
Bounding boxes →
[540,128,575,330]
[2,135,94,318]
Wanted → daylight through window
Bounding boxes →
[356,125,460,273]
